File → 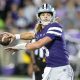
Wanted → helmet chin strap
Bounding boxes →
[41,21,50,26]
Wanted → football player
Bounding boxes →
[1,4,74,80]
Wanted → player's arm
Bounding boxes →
[20,32,35,40]
[5,36,52,51]
[25,36,52,51]
[6,32,35,40]
[2,32,35,42]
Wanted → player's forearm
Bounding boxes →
[26,42,41,51]
[15,32,35,40]
[9,42,41,51]
[26,36,52,51]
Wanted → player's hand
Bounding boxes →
[0,33,12,46]
[2,32,15,43]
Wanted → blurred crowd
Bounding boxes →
[0,0,80,32]
[0,0,80,80]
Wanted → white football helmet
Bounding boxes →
[36,3,56,24]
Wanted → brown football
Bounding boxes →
[0,34,11,46]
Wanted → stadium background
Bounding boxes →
[0,0,80,80]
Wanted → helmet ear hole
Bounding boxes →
[38,13,41,17]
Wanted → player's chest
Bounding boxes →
[36,29,47,40]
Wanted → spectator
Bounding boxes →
[74,7,80,30]
[15,8,29,29]
[10,3,19,21]
[23,0,36,25]
[0,0,6,19]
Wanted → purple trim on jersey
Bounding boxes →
[36,22,69,67]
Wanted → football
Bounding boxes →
[0,34,11,46]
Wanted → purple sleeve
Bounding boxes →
[45,23,62,40]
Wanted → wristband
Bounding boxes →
[15,34,20,40]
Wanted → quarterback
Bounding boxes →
[0,4,74,80]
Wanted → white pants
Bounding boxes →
[42,65,74,80]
